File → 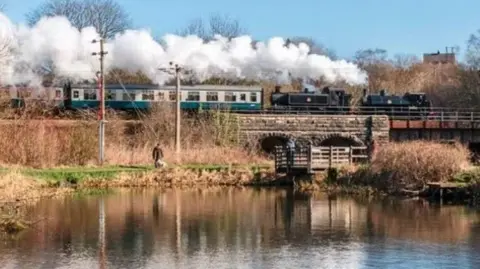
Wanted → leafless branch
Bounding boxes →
[25,0,131,39]
[177,13,247,41]
[391,54,420,69]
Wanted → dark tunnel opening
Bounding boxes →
[319,136,363,147]
[260,136,288,154]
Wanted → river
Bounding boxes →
[0,187,479,269]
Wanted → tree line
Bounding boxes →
[2,0,480,108]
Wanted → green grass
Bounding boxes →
[0,163,272,183]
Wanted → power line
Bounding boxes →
[92,38,108,166]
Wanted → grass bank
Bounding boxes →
[297,141,480,205]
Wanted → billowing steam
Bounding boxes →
[0,12,368,86]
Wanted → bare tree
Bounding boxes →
[354,48,389,66]
[25,0,131,39]
[286,37,337,60]
[391,53,420,69]
[177,13,247,41]
[466,30,480,68]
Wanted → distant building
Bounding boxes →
[423,51,456,64]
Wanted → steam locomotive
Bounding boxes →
[5,81,432,117]
[269,84,432,116]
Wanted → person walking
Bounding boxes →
[152,143,164,168]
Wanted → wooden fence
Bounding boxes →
[274,145,369,174]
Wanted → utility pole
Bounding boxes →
[92,39,108,165]
[159,62,187,154]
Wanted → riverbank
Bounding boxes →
[0,164,279,203]
[296,141,480,205]
[0,164,280,234]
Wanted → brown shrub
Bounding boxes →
[368,141,471,191]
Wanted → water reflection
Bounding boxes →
[0,187,480,269]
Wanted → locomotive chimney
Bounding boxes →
[274,85,281,93]
[380,89,386,96]
[362,88,367,97]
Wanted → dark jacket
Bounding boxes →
[152,146,163,160]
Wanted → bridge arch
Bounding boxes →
[258,133,290,154]
[316,134,365,147]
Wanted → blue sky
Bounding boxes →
[2,0,480,61]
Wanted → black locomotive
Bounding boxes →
[270,84,351,112]
[270,84,432,117]
[358,89,432,118]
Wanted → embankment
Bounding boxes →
[0,111,264,168]
[0,164,280,203]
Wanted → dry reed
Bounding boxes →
[0,170,73,205]
[360,141,471,192]
[0,105,268,167]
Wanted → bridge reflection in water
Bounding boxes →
[0,188,479,268]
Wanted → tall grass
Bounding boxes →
[342,141,472,193]
[0,105,267,168]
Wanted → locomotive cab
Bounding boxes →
[403,92,431,108]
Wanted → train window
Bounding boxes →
[187,91,200,101]
[240,93,246,101]
[20,91,32,98]
[206,92,218,101]
[250,93,257,102]
[55,90,61,98]
[157,92,165,101]
[106,90,114,100]
[169,91,176,101]
[84,90,96,100]
[225,92,236,102]
[73,91,79,98]
[123,93,136,101]
[142,90,154,101]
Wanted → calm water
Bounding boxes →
[0,187,480,269]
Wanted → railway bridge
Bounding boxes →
[234,108,480,153]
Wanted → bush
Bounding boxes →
[368,141,471,191]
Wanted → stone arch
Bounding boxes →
[316,134,365,147]
[257,133,291,154]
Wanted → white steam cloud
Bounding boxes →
[0,12,368,86]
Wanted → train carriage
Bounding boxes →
[40,83,264,112]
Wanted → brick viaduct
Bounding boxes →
[235,114,480,152]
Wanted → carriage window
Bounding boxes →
[106,90,114,100]
[187,91,200,101]
[123,93,136,101]
[250,93,257,102]
[20,91,32,98]
[158,92,165,101]
[55,90,61,98]
[73,91,79,98]
[206,92,218,101]
[84,89,97,100]
[169,91,176,101]
[224,92,236,102]
[142,90,154,101]
[240,93,246,101]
